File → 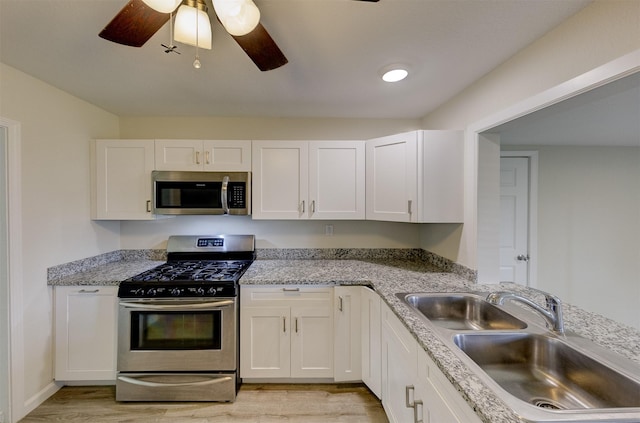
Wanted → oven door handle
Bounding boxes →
[117,375,232,388]
[118,299,234,310]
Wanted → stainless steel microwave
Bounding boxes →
[152,171,251,215]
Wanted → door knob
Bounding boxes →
[516,254,530,261]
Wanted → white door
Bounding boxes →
[499,157,529,284]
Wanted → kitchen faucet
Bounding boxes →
[486,289,565,335]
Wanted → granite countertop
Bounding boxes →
[48,254,640,423]
[241,259,640,423]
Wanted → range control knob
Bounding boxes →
[132,288,145,296]
[147,288,157,297]
[170,288,182,297]
[207,287,218,295]
[196,287,205,296]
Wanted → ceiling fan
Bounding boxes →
[99,0,379,72]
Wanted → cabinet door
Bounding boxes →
[54,286,118,381]
[415,348,482,423]
[334,286,362,382]
[360,286,382,398]
[92,139,155,220]
[240,306,291,379]
[381,302,417,423]
[291,306,334,378]
[252,141,309,219]
[202,140,252,171]
[366,132,418,222]
[154,139,203,171]
[308,141,365,220]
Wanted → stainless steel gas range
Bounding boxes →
[116,234,255,402]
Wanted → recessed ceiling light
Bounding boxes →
[380,66,409,82]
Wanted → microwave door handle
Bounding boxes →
[221,176,230,215]
[119,300,234,310]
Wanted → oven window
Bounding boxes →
[131,311,222,350]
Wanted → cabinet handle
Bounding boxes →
[295,317,298,333]
[195,151,200,165]
[405,385,415,408]
[205,150,210,164]
[413,399,423,423]
[311,200,315,214]
[338,296,343,312]
[282,287,300,292]
[408,200,413,215]
[146,200,151,213]
[300,200,305,213]
[283,316,286,333]
[78,289,100,294]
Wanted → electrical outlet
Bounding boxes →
[324,225,334,236]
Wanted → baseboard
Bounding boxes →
[19,382,60,422]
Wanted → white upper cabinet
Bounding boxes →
[366,130,464,223]
[91,139,155,220]
[252,140,365,220]
[252,141,309,219]
[155,140,251,171]
[309,141,365,220]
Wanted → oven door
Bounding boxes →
[117,298,237,372]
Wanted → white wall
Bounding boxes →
[0,127,9,421]
[504,146,639,329]
[420,0,640,268]
[120,216,421,250]
[0,63,120,418]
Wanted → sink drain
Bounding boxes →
[531,398,564,410]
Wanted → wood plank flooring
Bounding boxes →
[19,384,388,422]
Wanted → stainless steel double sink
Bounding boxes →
[397,292,640,422]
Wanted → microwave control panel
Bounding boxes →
[228,183,246,208]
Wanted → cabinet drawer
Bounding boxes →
[241,285,332,307]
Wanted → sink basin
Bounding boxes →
[398,293,527,330]
[453,333,640,411]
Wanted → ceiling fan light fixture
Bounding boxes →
[213,0,260,36]
[174,1,212,49]
[381,66,409,83]
[142,0,182,13]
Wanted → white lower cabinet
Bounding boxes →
[360,286,382,399]
[381,300,418,422]
[415,348,482,423]
[381,300,481,423]
[54,286,118,381]
[333,286,361,382]
[240,286,334,379]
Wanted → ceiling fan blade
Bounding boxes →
[99,0,170,47]
[230,23,288,72]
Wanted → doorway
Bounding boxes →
[499,152,538,287]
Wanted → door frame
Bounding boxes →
[499,151,538,288]
[0,116,24,423]
[471,48,640,284]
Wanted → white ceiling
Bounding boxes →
[0,0,592,119]
[489,71,640,146]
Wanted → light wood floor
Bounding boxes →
[19,384,388,422]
